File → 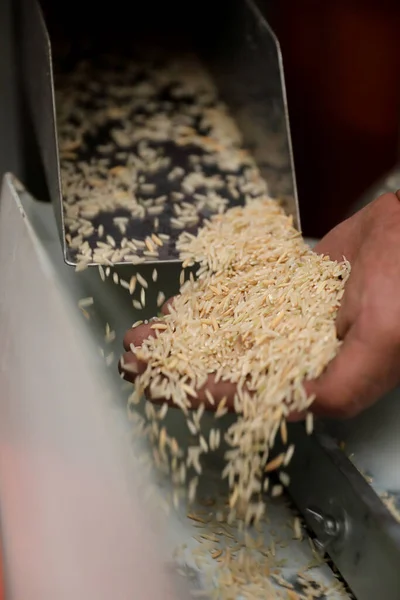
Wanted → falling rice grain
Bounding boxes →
[202,389,214,407]
[306,413,314,436]
[78,296,94,309]
[271,485,283,498]
[137,272,148,289]
[199,436,208,453]
[158,403,169,420]
[151,323,168,331]
[105,352,114,367]
[279,472,290,487]
[187,420,198,436]
[280,420,288,445]
[129,276,137,295]
[293,517,302,540]
[75,260,89,272]
[284,444,295,467]
[120,279,130,290]
[264,453,285,473]
[157,291,166,307]
[98,265,105,281]
[215,397,228,419]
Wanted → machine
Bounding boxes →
[1,0,400,598]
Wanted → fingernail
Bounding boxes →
[122,362,139,374]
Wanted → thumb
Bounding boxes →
[304,326,395,419]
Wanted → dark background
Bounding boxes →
[267,0,400,236]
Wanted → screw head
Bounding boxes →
[305,506,344,553]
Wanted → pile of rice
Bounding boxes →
[129,196,350,520]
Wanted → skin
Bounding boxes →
[121,191,400,420]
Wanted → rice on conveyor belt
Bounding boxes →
[56,54,267,266]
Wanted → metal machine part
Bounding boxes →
[305,506,348,554]
[17,0,299,266]
[282,422,400,600]
[17,0,63,235]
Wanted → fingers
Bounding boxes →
[123,294,396,422]
[192,375,237,411]
[123,297,175,351]
[121,321,159,382]
[335,310,350,341]
[121,297,175,383]
[121,321,157,382]
[161,297,174,315]
[123,322,156,351]
[334,278,359,340]
[121,355,238,410]
[286,410,307,423]
[304,325,397,419]
[121,308,239,408]
[313,236,345,263]
[121,293,238,409]
[312,220,357,263]
[119,351,148,380]
[121,328,239,408]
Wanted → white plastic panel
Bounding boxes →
[0,174,189,600]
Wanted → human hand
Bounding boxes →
[121,299,239,411]
[300,191,400,418]
[121,192,400,419]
